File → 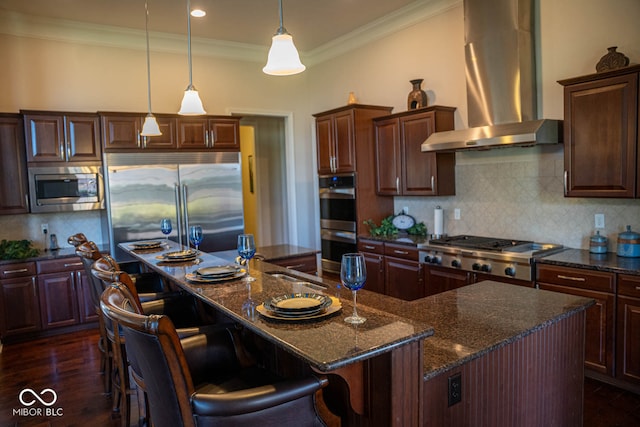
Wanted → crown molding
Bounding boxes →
[0,0,461,66]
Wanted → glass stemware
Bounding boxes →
[160,218,172,241]
[189,225,203,253]
[341,253,367,325]
[237,234,256,282]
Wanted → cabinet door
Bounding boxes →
[563,72,638,197]
[374,118,401,195]
[384,257,423,301]
[75,270,99,323]
[65,115,101,161]
[333,111,356,173]
[0,116,29,214]
[539,283,614,376]
[0,276,40,336]
[24,114,65,162]
[401,112,438,195]
[142,116,178,149]
[101,114,143,150]
[268,254,318,275]
[424,265,470,296]
[208,118,240,151]
[316,116,334,174]
[177,118,208,149]
[38,272,80,329]
[362,252,385,295]
[617,295,640,384]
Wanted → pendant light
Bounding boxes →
[263,0,305,76]
[141,0,161,136]
[178,0,206,115]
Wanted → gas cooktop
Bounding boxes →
[427,235,533,252]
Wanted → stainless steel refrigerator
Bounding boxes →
[104,152,244,262]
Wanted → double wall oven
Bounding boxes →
[319,173,357,274]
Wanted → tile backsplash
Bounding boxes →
[395,145,640,251]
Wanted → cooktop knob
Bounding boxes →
[432,255,442,265]
[505,266,516,277]
[451,259,461,268]
[481,264,491,272]
[423,254,433,263]
[472,262,482,271]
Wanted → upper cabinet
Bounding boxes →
[101,113,240,152]
[0,114,29,214]
[374,106,456,196]
[22,111,101,163]
[559,64,640,198]
[314,104,393,175]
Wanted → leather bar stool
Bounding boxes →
[100,282,329,427]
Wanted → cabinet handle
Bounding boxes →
[210,130,216,147]
[635,286,640,291]
[142,134,148,148]
[557,274,586,282]
[3,268,28,274]
[431,175,435,189]
[563,171,568,195]
[396,177,400,194]
[393,249,409,255]
[363,245,376,250]
[64,262,83,268]
[66,144,71,161]
[136,132,141,148]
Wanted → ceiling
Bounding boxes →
[0,0,423,52]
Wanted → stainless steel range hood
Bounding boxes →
[421,0,562,152]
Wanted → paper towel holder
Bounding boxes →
[431,206,446,240]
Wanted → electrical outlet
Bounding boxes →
[448,373,462,406]
[41,224,49,234]
[402,206,409,214]
[454,208,461,220]
[595,214,605,229]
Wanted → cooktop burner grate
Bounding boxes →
[428,235,532,252]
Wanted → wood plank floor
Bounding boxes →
[1,329,640,426]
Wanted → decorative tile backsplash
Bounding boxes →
[395,146,640,250]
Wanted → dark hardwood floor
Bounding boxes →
[1,329,640,426]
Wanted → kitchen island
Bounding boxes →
[121,241,593,426]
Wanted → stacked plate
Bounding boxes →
[156,249,198,263]
[257,293,341,321]
[185,265,246,283]
[130,240,163,250]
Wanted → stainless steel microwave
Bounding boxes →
[27,165,104,213]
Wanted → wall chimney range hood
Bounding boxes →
[421,0,562,152]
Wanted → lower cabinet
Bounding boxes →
[536,264,616,377]
[0,262,40,338]
[424,265,469,296]
[617,274,640,385]
[267,254,318,275]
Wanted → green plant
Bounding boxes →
[406,222,428,236]
[363,216,398,236]
[0,239,40,260]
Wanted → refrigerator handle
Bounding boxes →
[182,184,190,241]
[174,184,184,246]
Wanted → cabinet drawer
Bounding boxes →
[37,257,83,274]
[1,262,36,279]
[384,243,418,261]
[358,239,384,254]
[619,274,640,298]
[536,264,614,293]
[268,255,317,274]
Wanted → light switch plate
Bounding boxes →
[454,208,461,220]
[595,214,605,229]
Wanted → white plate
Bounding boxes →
[264,293,332,314]
[257,297,341,321]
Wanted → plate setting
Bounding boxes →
[130,240,163,250]
[257,294,341,321]
[156,249,198,263]
[185,265,246,283]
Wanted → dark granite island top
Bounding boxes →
[537,248,640,276]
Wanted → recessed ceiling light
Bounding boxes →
[191,9,206,18]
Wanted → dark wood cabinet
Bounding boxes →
[616,274,640,385]
[358,239,385,295]
[384,255,423,301]
[23,111,101,163]
[0,262,40,338]
[266,254,318,275]
[424,265,470,296]
[177,117,240,151]
[374,106,456,196]
[558,64,640,198]
[76,269,99,323]
[0,114,29,214]
[537,264,615,376]
[315,109,356,174]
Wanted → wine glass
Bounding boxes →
[341,253,367,325]
[160,218,172,241]
[189,225,203,254]
[237,234,256,282]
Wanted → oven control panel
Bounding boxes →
[419,249,532,281]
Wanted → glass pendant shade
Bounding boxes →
[263,33,305,76]
[141,114,162,136]
[179,86,206,115]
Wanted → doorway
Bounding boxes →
[239,115,289,247]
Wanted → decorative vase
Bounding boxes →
[596,46,629,72]
[407,79,428,110]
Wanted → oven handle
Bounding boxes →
[321,229,356,244]
[319,188,355,199]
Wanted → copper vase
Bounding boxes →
[407,79,428,110]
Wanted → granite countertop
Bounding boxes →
[358,234,429,246]
[255,244,320,261]
[0,244,110,266]
[121,240,593,380]
[537,248,640,276]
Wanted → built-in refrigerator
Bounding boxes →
[104,152,244,262]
